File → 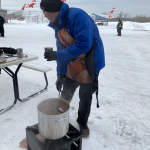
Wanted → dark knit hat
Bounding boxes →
[40,0,63,12]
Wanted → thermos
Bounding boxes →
[17,48,23,58]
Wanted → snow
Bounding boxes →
[0,21,150,150]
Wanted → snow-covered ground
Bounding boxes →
[0,21,150,150]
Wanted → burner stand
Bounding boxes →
[26,123,82,150]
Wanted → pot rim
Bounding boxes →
[37,98,70,116]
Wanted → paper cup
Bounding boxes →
[44,47,53,52]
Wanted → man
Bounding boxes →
[0,15,5,37]
[116,19,123,36]
[40,0,105,137]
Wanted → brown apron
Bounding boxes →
[57,8,100,108]
[57,28,92,83]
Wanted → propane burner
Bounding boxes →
[26,123,82,150]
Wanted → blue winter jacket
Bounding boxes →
[48,3,105,75]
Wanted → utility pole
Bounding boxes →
[0,0,2,9]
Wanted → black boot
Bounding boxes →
[79,123,89,137]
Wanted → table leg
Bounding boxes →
[16,71,48,102]
[0,63,48,114]
[0,67,18,114]
[14,63,35,102]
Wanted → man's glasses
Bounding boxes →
[40,6,45,14]
[40,6,45,11]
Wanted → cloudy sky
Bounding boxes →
[1,0,150,16]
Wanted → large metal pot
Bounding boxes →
[37,98,70,140]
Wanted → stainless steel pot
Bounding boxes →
[37,98,70,140]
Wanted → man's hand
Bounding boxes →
[44,51,57,61]
[55,74,66,91]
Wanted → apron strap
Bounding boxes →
[64,7,70,28]
[95,72,100,108]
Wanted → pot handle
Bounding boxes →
[55,118,66,123]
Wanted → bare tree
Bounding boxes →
[124,13,130,18]
[119,11,124,18]
[109,13,150,23]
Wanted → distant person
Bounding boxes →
[116,19,123,36]
[0,15,5,37]
[40,0,105,137]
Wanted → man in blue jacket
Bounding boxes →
[40,0,105,137]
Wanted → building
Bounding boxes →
[0,0,8,23]
[90,13,108,26]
